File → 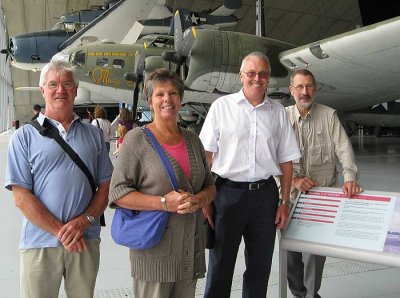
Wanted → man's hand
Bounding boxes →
[293,177,318,192]
[275,204,289,229]
[202,204,214,229]
[64,237,87,253]
[57,215,89,251]
[342,181,363,198]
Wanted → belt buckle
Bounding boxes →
[248,182,259,191]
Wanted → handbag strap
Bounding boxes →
[29,118,96,193]
[95,118,103,132]
[143,127,179,191]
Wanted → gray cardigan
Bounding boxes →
[109,126,214,282]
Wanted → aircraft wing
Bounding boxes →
[58,0,158,51]
[279,16,400,112]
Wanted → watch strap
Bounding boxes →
[278,199,291,207]
[161,196,168,212]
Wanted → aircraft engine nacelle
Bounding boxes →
[143,56,171,82]
[7,31,72,71]
[184,29,294,94]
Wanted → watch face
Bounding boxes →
[85,212,95,223]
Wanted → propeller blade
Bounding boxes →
[174,10,183,54]
[133,43,146,81]
[124,43,146,83]
[179,27,196,57]
[132,83,140,121]
[1,48,10,62]
[162,10,196,71]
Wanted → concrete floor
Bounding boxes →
[1,131,399,298]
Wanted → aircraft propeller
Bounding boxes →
[124,44,147,120]
[161,10,197,76]
[0,43,12,63]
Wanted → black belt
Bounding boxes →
[222,176,274,191]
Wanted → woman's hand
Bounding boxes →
[176,191,202,214]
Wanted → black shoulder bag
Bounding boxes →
[29,118,106,226]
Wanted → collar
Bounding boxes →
[36,112,80,126]
[233,88,272,109]
[294,103,316,121]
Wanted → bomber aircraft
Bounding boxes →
[3,0,400,134]
[64,0,400,134]
[1,0,237,72]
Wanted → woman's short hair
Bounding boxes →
[143,68,184,107]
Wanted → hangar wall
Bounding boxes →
[0,1,14,133]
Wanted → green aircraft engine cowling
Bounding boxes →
[184,29,293,94]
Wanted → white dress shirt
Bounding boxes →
[200,89,301,182]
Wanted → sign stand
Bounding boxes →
[279,187,400,298]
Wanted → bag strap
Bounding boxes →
[143,127,179,191]
[29,119,96,193]
[95,118,101,130]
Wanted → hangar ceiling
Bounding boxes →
[1,0,362,123]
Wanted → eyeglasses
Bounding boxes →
[46,81,75,90]
[291,84,315,91]
[241,71,270,79]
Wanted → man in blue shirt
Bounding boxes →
[5,60,113,298]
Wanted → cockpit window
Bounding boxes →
[113,59,125,69]
[96,58,109,68]
[73,51,86,66]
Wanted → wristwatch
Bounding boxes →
[84,211,95,224]
[279,199,291,207]
[160,196,168,212]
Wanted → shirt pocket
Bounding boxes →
[309,144,333,166]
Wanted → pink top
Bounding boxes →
[162,138,190,179]
[117,137,123,147]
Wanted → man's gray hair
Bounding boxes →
[39,60,78,87]
[290,68,316,86]
[240,52,271,73]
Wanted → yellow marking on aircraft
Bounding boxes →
[192,27,197,39]
[88,52,128,57]
[88,52,106,56]
[92,66,130,88]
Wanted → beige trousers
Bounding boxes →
[20,238,100,298]
[133,277,197,298]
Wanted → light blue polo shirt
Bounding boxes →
[5,114,113,249]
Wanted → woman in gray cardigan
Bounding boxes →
[109,68,216,298]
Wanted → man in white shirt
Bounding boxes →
[199,52,301,298]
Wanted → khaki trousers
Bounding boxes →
[20,238,100,298]
[133,277,197,298]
